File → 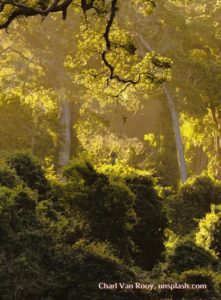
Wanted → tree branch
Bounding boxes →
[0,0,73,29]
[101,0,140,86]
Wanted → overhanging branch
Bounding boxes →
[0,0,73,29]
[101,0,140,85]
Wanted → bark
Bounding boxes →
[136,33,188,183]
[162,84,188,182]
[57,91,72,174]
[210,108,221,178]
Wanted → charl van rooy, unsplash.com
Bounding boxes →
[98,282,208,291]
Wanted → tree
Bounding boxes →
[135,32,187,183]
[132,0,221,179]
[0,31,59,162]
[166,175,221,235]
[0,0,72,29]
[0,15,81,172]
[120,0,189,183]
[0,0,172,176]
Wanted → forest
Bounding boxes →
[0,0,221,299]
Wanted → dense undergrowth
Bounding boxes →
[1,153,221,299]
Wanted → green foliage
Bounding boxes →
[0,155,150,299]
[2,152,221,298]
[98,162,153,179]
[0,184,138,299]
[150,268,217,299]
[166,175,221,235]
[176,269,216,299]
[132,0,156,15]
[167,239,219,274]
[196,204,221,259]
[1,0,221,296]
[0,184,47,299]
[7,153,51,198]
[140,0,221,178]
[98,163,167,270]
[213,272,221,297]
[0,185,38,241]
[76,118,149,168]
[0,97,35,154]
[64,162,136,263]
[0,166,19,188]
[48,240,142,300]
[127,175,166,270]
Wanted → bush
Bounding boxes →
[165,175,221,235]
[196,204,221,259]
[175,269,216,299]
[149,268,216,299]
[98,163,167,270]
[0,166,18,188]
[64,162,137,263]
[213,272,221,297]
[0,184,50,299]
[0,159,154,299]
[0,185,38,244]
[7,153,50,198]
[126,175,166,270]
[46,240,148,300]
[167,239,219,273]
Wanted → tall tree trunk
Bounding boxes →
[136,33,188,183]
[57,92,72,174]
[210,107,221,178]
[162,84,187,182]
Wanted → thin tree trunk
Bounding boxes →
[57,92,72,174]
[162,84,187,182]
[210,107,221,178]
[136,33,188,183]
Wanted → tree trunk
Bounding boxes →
[162,84,187,183]
[135,33,188,183]
[57,92,72,174]
[210,107,221,178]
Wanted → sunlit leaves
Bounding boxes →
[131,0,156,15]
[65,10,171,111]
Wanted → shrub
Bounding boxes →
[149,269,216,299]
[196,204,221,259]
[175,269,216,299]
[0,184,50,299]
[0,166,18,188]
[0,185,38,244]
[167,239,219,273]
[165,175,221,235]
[64,162,137,263]
[7,153,50,198]
[43,240,148,300]
[0,160,152,300]
[213,272,221,297]
[98,163,167,270]
[126,175,166,270]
